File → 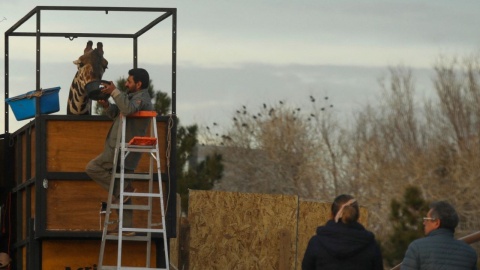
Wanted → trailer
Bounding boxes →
[1,6,177,269]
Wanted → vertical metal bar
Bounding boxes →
[171,10,177,115]
[146,116,154,267]
[4,34,9,133]
[153,115,170,268]
[35,10,41,116]
[133,37,138,68]
[15,135,23,270]
[167,116,178,238]
[35,116,47,236]
[117,115,127,267]
[15,193,22,270]
[26,127,33,269]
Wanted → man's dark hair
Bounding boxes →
[128,68,150,89]
[430,201,459,232]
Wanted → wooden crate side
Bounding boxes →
[31,128,36,178]
[22,191,26,241]
[20,246,26,270]
[46,180,167,231]
[19,129,36,184]
[46,120,110,172]
[46,180,108,231]
[21,186,35,241]
[42,239,157,269]
[188,190,298,270]
[46,120,169,173]
[12,126,36,185]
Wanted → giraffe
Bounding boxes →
[67,40,108,115]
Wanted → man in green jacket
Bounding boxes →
[86,68,153,235]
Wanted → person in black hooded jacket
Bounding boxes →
[302,194,384,270]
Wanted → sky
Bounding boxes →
[1,0,480,134]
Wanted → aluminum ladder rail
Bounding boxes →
[98,111,169,270]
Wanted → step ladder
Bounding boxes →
[98,111,169,270]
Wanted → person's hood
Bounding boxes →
[316,219,375,259]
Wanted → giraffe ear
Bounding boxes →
[84,40,93,54]
[96,42,104,55]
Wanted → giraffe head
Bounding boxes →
[67,41,109,115]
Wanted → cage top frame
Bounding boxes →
[4,6,177,133]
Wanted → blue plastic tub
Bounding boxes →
[5,86,61,120]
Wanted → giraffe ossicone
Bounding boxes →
[67,40,108,115]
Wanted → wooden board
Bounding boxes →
[42,239,157,269]
[16,128,36,185]
[46,119,169,173]
[21,186,35,240]
[46,180,167,231]
[46,120,110,172]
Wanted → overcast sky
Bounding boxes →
[1,0,480,133]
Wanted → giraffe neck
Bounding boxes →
[67,70,91,115]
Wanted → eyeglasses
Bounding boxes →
[423,217,437,222]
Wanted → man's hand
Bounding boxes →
[101,81,116,95]
[97,99,109,108]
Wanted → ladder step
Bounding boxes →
[105,235,151,241]
[126,147,158,153]
[110,204,151,210]
[101,266,168,270]
[124,227,166,233]
[123,192,163,198]
[114,173,151,179]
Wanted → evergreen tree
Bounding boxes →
[175,125,223,213]
[383,186,429,266]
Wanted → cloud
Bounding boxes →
[1,0,478,133]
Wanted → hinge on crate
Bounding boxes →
[43,179,48,189]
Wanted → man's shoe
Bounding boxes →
[112,186,137,204]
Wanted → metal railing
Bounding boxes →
[390,231,480,270]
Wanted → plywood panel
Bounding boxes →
[188,190,298,270]
[42,239,157,269]
[187,191,370,270]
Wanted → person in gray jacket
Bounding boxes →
[86,68,153,235]
[401,201,477,270]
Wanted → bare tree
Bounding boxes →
[199,57,480,264]
[202,100,338,200]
